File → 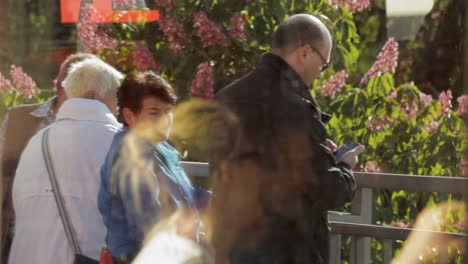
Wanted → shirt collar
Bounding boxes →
[56,98,121,126]
[30,97,56,122]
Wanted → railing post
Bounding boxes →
[349,188,373,264]
[382,239,393,264]
[328,234,341,264]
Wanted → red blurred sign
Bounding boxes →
[61,0,160,23]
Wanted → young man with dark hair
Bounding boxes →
[98,71,202,263]
[117,72,177,127]
[216,14,364,263]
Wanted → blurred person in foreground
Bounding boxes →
[9,58,123,263]
[98,71,204,264]
[135,99,353,264]
[216,14,364,263]
[133,99,242,264]
[392,201,466,264]
[0,53,97,262]
[155,78,468,263]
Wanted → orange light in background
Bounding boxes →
[60,0,160,23]
[61,0,81,23]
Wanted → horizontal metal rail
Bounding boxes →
[354,172,467,194]
[181,161,210,177]
[181,162,467,194]
[330,221,467,241]
[181,161,467,263]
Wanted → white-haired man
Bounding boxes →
[1,53,97,263]
[8,58,123,264]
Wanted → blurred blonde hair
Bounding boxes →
[170,98,242,168]
[112,129,177,217]
[392,201,466,263]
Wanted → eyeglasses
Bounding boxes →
[310,45,330,72]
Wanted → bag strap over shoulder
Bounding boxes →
[42,127,81,255]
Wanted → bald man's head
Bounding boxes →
[272,14,332,54]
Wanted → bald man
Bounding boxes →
[216,14,364,263]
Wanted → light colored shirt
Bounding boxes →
[9,98,121,264]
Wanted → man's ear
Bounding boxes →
[295,45,308,66]
[122,108,135,127]
[301,45,309,58]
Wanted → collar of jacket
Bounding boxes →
[30,96,57,122]
[56,98,121,126]
[259,52,332,124]
[259,52,310,96]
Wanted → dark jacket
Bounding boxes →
[216,52,356,263]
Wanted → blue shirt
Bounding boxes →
[98,130,197,259]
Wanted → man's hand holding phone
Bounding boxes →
[335,142,365,169]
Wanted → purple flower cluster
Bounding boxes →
[367,116,389,132]
[193,12,227,48]
[361,161,383,173]
[361,38,399,84]
[331,0,371,13]
[0,72,12,92]
[228,12,246,39]
[317,70,348,97]
[438,90,452,116]
[9,65,40,97]
[401,100,418,119]
[158,14,192,54]
[423,121,439,133]
[132,41,160,73]
[419,92,433,107]
[77,4,119,53]
[456,95,468,115]
[190,62,214,98]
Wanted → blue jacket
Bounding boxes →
[98,130,198,260]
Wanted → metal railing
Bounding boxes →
[181,162,468,264]
[329,172,467,264]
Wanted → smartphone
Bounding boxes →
[335,142,360,162]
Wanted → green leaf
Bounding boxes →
[380,73,394,96]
